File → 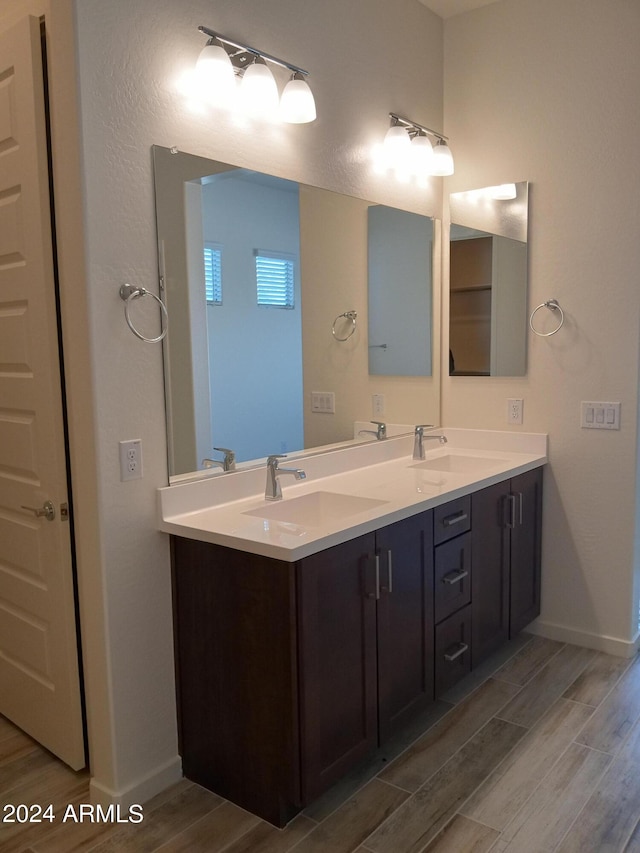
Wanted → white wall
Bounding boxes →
[443,0,640,652]
[63,0,444,803]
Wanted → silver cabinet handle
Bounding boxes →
[374,554,381,599]
[444,642,469,662]
[21,500,55,521]
[442,569,469,585]
[443,511,468,528]
[506,494,517,529]
[516,491,523,525]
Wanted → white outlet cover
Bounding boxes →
[119,439,143,481]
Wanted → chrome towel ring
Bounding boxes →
[529,299,564,337]
[119,284,168,343]
[332,310,357,341]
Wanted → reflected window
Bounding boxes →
[255,250,295,308]
[204,242,222,305]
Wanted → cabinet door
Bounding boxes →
[510,467,543,636]
[471,482,510,666]
[297,533,378,803]
[376,512,434,742]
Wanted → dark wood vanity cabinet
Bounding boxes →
[170,467,543,826]
[471,467,543,666]
[171,510,434,826]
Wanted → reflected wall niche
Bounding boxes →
[449,181,529,377]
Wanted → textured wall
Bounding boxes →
[443,0,640,651]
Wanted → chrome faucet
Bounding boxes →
[358,420,387,441]
[413,425,447,460]
[265,454,306,501]
[202,447,236,472]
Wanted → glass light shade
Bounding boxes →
[491,182,517,200]
[382,124,411,164]
[431,140,454,176]
[280,75,316,123]
[240,59,280,117]
[410,134,434,174]
[195,42,236,105]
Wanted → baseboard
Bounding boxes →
[528,619,640,658]
[89,755,183,808]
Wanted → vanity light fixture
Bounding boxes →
[379,114,454,179]
[195,26,316,123]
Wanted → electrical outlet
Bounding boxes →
[507,398,524,425]
[119,439,143,481]
[372,394,385,416]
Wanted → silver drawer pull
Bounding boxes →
[442,569,469,585]
[444,642,469,662]
[442,511,468,528]
[21,500,55,522]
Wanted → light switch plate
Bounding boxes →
[311,391,335,414]
[581,401,620,430]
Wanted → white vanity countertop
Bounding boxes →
[158,428,547,562]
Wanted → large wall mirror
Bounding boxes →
[449,182,528,376]
[152,146,441,480]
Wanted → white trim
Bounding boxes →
[528,619,640,659]
[89,756,183,808]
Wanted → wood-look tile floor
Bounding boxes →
[3,635,640,852]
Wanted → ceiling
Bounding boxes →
[418,0,499,18]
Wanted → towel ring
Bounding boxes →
[332,310,357,341]
[529,299,564,337]
[119,284,168,343]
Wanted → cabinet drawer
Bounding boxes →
[435,604,472,697]
[434,496,471,545]
[434,533,471,624]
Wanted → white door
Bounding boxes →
[0,15,85,770]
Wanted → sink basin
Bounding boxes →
[243,491,388,527]
[410,454,504,474]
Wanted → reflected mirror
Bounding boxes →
[449,181,528,376]
[368,206,433,376]
[152,146,440,480]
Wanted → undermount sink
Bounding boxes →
[243,491,388,527]
[410,454,505,474]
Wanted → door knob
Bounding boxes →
[21,500,56,521]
